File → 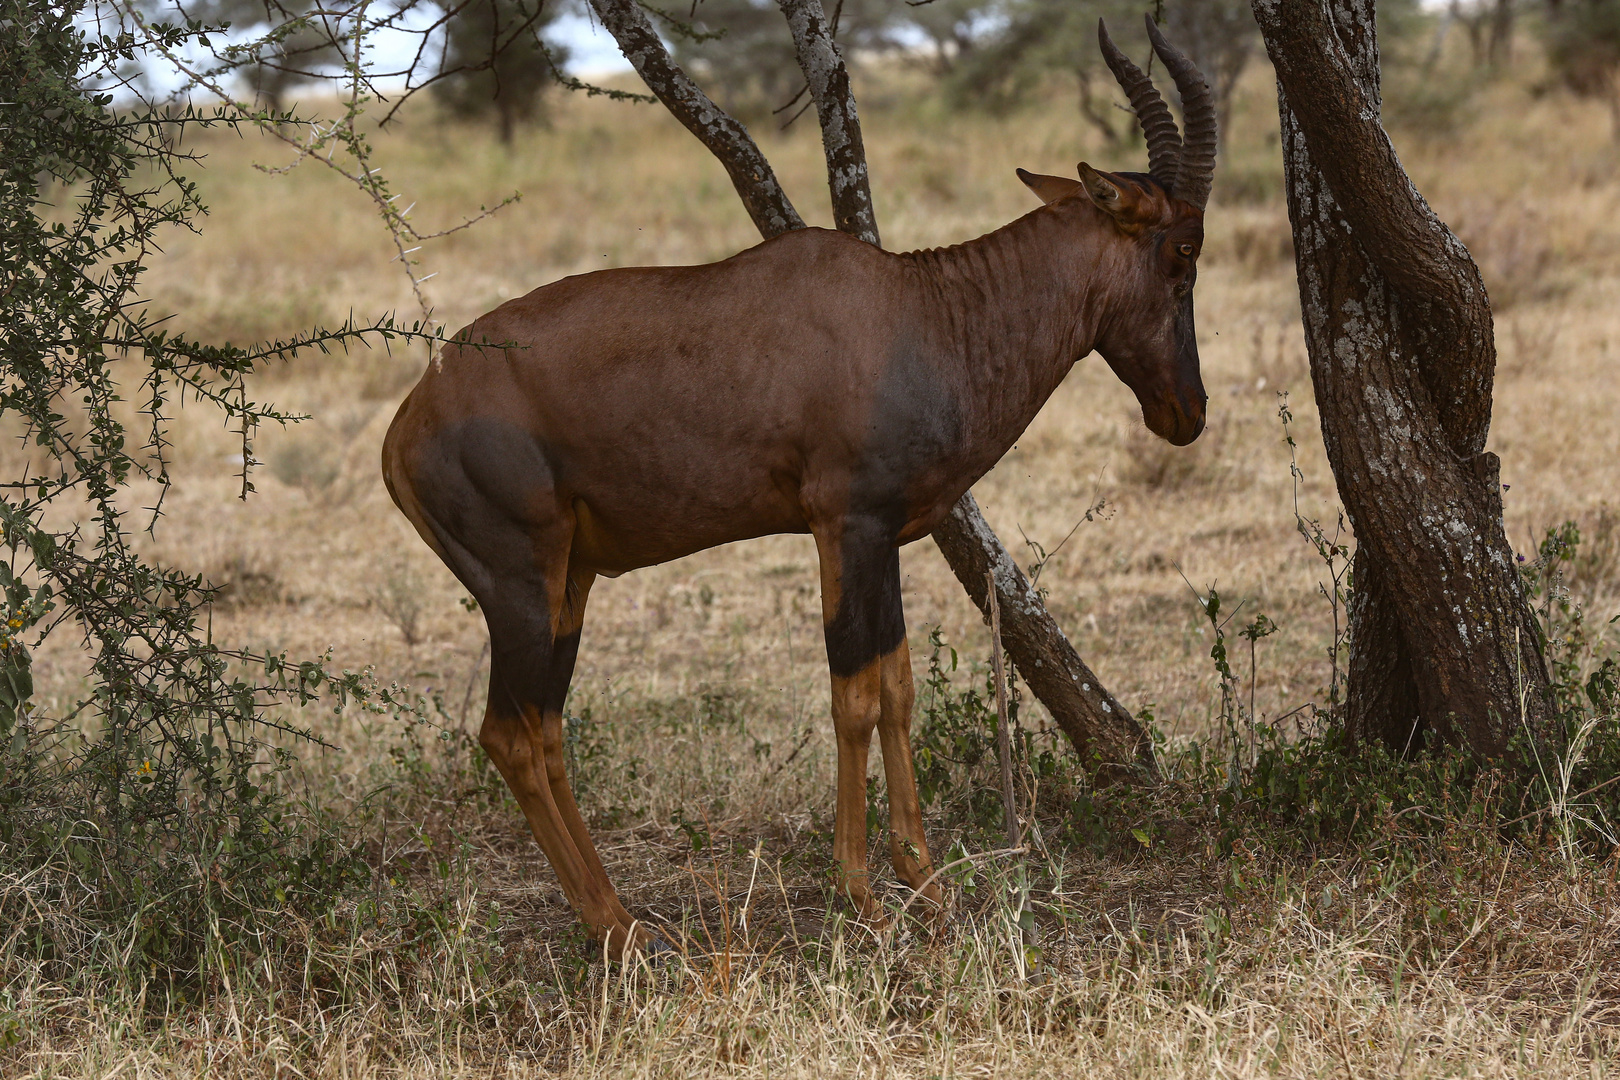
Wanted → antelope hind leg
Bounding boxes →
[531,564,654,954]
[392,423,644,956]
[453,521,643,955]
[480,658,641,957]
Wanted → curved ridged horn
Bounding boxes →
[1144,14,1217,211]
[1097,18,1181,192]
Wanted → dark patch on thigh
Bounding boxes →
[409,415,556,532]
[825,516,906,679]
[403,423,563,708]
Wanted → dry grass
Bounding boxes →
[10,814,1620,1077]
[7,45,1620,1078]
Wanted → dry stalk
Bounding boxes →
[985,569,1021,852]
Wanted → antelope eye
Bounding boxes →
[1177,243,1196,258]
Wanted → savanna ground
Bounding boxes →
[8,38,1620,1079]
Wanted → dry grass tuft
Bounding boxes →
[8,809,1620,1077]
[188,544,285,609]
[1571,503,1620,610]
[1450,196,1572,311]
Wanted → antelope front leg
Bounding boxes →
[829,662,883,918]
[816,517,908,920]
[877,639,940,911]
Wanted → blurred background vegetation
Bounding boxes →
[141,0,1620,152]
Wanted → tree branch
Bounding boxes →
[585,0,805,238]
[935,495,1157,781]
[775,0,880,245]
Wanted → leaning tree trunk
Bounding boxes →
[1251,0,1552,756]
[586,0,1157,782]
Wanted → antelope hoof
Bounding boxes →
[907,880,946,921]
[599,920,668,964]
[839,878,886,925]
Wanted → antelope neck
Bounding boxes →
[900,202,1109,446]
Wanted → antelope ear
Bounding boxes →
[1077,162,1130,218]
[1017,167,1084,205]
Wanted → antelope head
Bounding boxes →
[1020,17,1217,447]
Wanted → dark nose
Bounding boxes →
[1167,388,1206,446]
[1181,409,1206,445]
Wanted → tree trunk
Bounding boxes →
[587,0,1158,783]
[776,0,881,245]
[1077,72,1125,147]
[1252,0,1552,757]
[1489,0,1514,67]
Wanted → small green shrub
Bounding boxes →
[912,628,1073,846]
[0,0,434,992]
[201,547,284,608]
[368,560,429,646]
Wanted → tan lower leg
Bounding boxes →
[831,662,882,917]
[521,569,645,955]
[481,713,598,916]
[483,708,637,955]
[876,641,939,906]
[539,710,640,935]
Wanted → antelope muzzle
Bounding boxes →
[1139,292,1206,445]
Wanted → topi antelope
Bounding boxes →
[383,16,1215,957]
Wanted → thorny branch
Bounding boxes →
[119,2,516,360]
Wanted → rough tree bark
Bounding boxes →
[1251,0,1552,756]
[586,0,1157,782]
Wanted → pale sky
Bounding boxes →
[552,9,634,77]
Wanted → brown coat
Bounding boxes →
[384,166,1206,956]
